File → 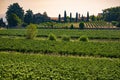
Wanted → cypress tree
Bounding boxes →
[64,10,67,22]
[70,12,72,22]
[79,13,80,21]
[58,14,61,22]
[75,12,78,22]
[81,15,84,21]
[87,11,89,22]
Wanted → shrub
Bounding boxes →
[26,24,38,39]
[70,24,74,29]
[111,21,118,26]
[48,33,57,41]
[79,22,85,29]
[117,22,120,27]
[79,35,89,42]
[62,35,70,41]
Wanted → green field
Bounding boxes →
[0,38,120,58]
[0,52,120,80]
[0,29,120,58]
[0,29,120,39]
[0,29,120,79]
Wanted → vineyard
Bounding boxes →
[84,21,116,28]
[0,52,120,80]
[0,2,120,79]
[0,38,120,58]
[0,29,120,39]
[0,28,120,79]
[37,21,117,29]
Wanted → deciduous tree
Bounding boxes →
[24,9,33,24]
[6,3,24,27]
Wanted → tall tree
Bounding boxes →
[90,15,96,21]
[43,12,50,22]
[6,3,24,27]
[32,12,50,24]
[79,14,80,21]
[33,13,43,24]
[24,9,33,24]
[64,10,67,22]
[75,12,78,22]
[86,11,89,22]
[81,15,84,21]
[103,6,120,22]
[58,14,61,22]
[8,13,22,27]
[70,12,72,22]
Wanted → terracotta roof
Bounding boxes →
[50,17,58,20]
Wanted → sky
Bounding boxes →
[0,0,120,19]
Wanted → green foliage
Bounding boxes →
[81,15,84,21]
[0,52,119,79]
[79,22,85,29]
[0,38,120,58]
[90,15,96,21]
[103,6,120,22]
[111,21,120,27]
[0,29,120,39]
[26,24,37,39]
[37,21,115,29]
[75,12,78,22]
[70,24,74,29]
[79,35,89,42]
[58,14,61,22]
[48,33,57,41]
[62,35,70,41]
[7,13,22,27]
[6,3,24,27]
[32,12,50,24]
[86,11,89,22]
[84,21,115,28]
[117,22,120,27]
[24,9,33,25]
[64,11,67,22]
[70,13,72,22]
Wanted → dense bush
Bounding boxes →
[111,21,120,27]
[48,33,57,41]
[26,24,38,39]
[70,24,74,29]
[79,22,85,29]
[62,35,70,41]
[79,35,89,42]
[117,22,120,27]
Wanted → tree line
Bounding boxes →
[0,3,120,28]
[5,3,50,28]
[103,6,120,27]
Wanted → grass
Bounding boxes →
[0,52,120,80]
